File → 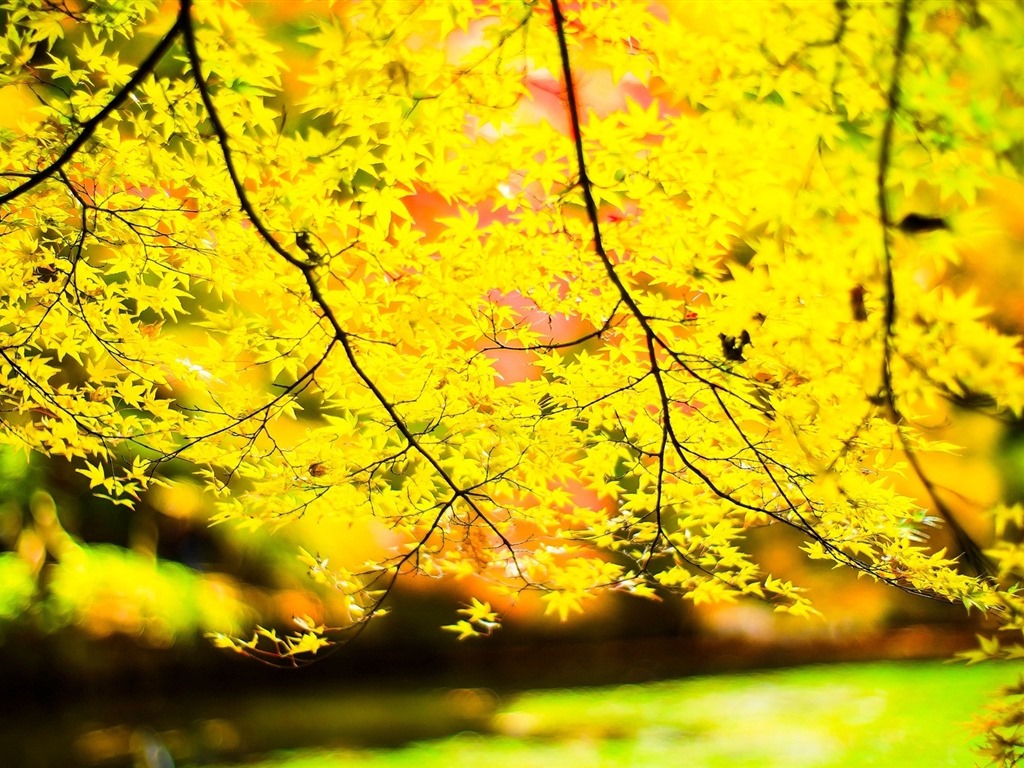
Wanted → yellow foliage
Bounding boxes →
[1,0,1024,719]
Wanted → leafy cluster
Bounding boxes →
[1,0,1023,712]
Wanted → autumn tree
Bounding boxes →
[3,0,1024,757]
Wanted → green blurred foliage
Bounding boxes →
[0,552,35,621]
[186,661,1020,768]
[46,544,251,646]
[0,444,297,648]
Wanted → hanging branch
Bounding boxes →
[548,0,945,598]
[874,0,991,578]
[179,0,535,644]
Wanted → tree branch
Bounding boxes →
[180,0,529,598]
[875,0,990,578]
[0,12,185,206]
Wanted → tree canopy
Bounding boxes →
[2,0,1024,745]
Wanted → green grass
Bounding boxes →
[194,660,1020,768]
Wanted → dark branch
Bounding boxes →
[874,0,990,579]
[0,12,184,206]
